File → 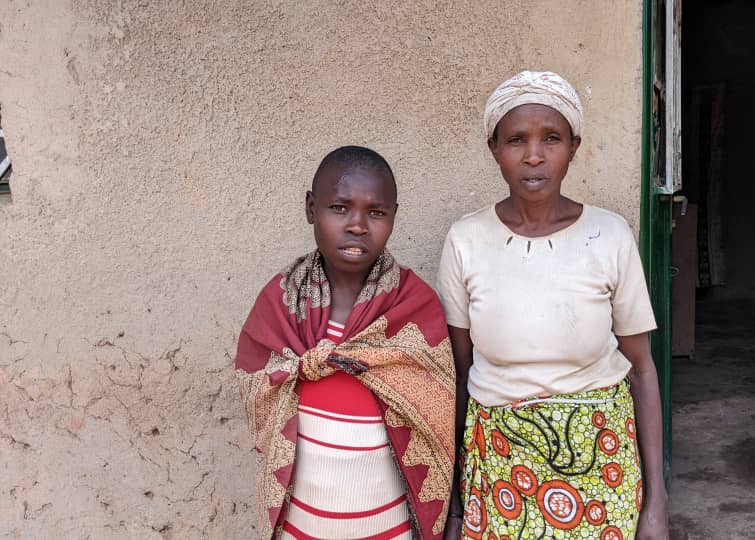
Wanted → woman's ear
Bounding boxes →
[305,191,315,224]
[570,136,582,161]
[487,137,500,164]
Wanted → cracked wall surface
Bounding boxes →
[0,1,643,538]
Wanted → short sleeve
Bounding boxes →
[611,226,657,336]
[436,227,471,329]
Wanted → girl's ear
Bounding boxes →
[305,191,315,224]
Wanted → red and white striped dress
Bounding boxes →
[281,320,412,539]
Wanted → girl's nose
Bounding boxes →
[345,211,368,234]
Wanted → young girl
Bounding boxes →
[236,146,455,539]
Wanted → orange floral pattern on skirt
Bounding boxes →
[461,379,642,540]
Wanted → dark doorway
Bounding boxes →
[670,1,755,538]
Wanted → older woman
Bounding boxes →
[438,71,668,539]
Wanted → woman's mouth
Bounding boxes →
[522,177,547,189]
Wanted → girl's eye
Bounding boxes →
[329,205,347,212]
[369,210,386,217]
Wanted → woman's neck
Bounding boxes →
[496,195,582,237]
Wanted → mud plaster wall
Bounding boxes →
[0,1,643,537]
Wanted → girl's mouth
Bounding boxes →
[339,247,367,258]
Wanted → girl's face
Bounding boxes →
[487,104,581,204]
[305,164,397,285]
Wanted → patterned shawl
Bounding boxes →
[236,250,455,539]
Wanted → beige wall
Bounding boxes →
[0,1,642,537]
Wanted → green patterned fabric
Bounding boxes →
[461,379,642,540]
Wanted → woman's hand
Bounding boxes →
[443,515,463,540]
[617,333,669,540]
[636,493,669,539]
[445,325,473,540]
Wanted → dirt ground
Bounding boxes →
[669,297,755,539]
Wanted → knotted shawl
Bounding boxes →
[236,250,455,539]
[484,70,584,140]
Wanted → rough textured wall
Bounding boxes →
[0,1,642,537]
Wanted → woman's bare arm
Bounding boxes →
[617,332,669,540]
[444,325,473,538]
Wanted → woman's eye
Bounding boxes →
[545,135,561,142]
[507,137,523,144]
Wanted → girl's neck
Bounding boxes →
[322,262,367,325]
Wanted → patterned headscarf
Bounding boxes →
[484,70,584,140]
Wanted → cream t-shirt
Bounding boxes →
[436,204,657,407]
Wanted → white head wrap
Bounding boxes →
[484,70,584,140]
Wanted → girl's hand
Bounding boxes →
[443,515,462,540]
[636,494,669,540]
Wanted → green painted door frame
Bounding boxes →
[640,0,673,484]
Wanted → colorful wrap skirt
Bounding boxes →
[461,379,642,540]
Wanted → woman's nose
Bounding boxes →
[523,142,545,165]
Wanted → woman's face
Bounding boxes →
[487,104,581,204]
